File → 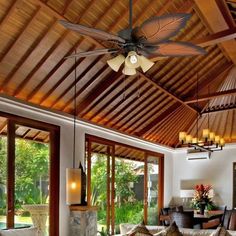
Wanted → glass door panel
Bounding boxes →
[147,156,159,225]
[114,146,145,233]
[14,125,50,235]
[90,142,111,233]
[0,117,7,229]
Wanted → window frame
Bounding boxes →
[0,111,60,236]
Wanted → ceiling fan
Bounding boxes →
[59,0,205,75]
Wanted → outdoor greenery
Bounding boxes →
[91,155,144,228]
[0,137,49,216]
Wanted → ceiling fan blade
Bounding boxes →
[65,48,119,59]
[149,41,206,57]
[59,20,125,44]
[132,13,191,44]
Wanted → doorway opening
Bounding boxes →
[86,134,164,235]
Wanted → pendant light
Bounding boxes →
[66,51,81,205]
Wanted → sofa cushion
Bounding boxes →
[154,222,183,236]
[0,227,38,236]
[126,221,152,236]
[120,224,165,235]
[210,227,231,236]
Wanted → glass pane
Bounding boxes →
[14,125,49,235]
[114,147,145,232]
[90,143,109,233]
[0,117,7,229]
[147,156,159,225]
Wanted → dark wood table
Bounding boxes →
[160,210,224,229]
[194,210,224,229]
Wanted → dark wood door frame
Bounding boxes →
[233,163,236,208]
[0,111,60,236]
[86,134,164,230]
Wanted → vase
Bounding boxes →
[199,203,206,215]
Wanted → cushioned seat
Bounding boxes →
[0,227,38,236]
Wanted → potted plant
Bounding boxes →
[191,184,215,214]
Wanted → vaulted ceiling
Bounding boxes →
[0,0,236,147]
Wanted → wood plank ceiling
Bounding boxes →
[0,0,235,148]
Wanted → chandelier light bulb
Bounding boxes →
[71,182,76,189]
[130,54,138,64]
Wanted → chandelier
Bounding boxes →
[179,76,225,153]
[179,129,225,152]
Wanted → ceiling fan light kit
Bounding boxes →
[107,54,125,72]
[60,0,206,76]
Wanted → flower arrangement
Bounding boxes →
[191,184,215,210]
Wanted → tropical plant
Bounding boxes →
[191,184,216,210]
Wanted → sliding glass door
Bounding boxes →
[86,135,164,235]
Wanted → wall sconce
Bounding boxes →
[66,168,81,205]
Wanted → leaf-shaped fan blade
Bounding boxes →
[150,41,206,57]
[65,48,119,59]
[132,13,191,44]
[59,20,125,44]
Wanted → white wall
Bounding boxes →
[172,147,236,208]
[0,96,174,235]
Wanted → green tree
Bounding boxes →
[15,139,49,206]
[91,154,138,208]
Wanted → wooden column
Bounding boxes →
[144,153,148,224]
[7,119,15,229]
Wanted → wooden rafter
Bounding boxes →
[26,38,84,101]
[124,97,173,134]
[190,27,236,47]
[136,103,181,137]
[139,72,198,113]
[184,63,233,99]
[194,0,236,64]
[0,19,58,92]
[76,71,122,115]
[118,94,169,132]
[0,0,22,30]
[0,7,41,64]
[13,29,70,96]
[103,84,154,126]
[201,103,236,114]
[50,56,105,109]
[93,78,147,123]
[185,88,236,104]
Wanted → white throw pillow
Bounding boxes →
[0,227,38,236]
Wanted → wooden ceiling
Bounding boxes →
[0,0,236,148]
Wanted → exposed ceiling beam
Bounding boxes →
[185,88,236,104]
[135,103,181,137]
[191,27,236,47]
[139,72,198,113]
[0,0,22,31]
[201,103,236,114]
[76,71,122,115]
[194,0,236,65]
[184,63,233,99]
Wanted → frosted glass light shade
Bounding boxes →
[107,54,125,72]
[179,132,187,142]
[203,129,210,138]
[215,135,220,144]
[122,64,136,75]
[139,55,155,72]
[186,135,192,143]
[125,51,140,69]
[66,168,81,205]
[220,138,225,147]
[209,132,215,141]
[191,137,198,144]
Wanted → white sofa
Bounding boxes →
[0,227,38,236]
[117,224,236,236]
